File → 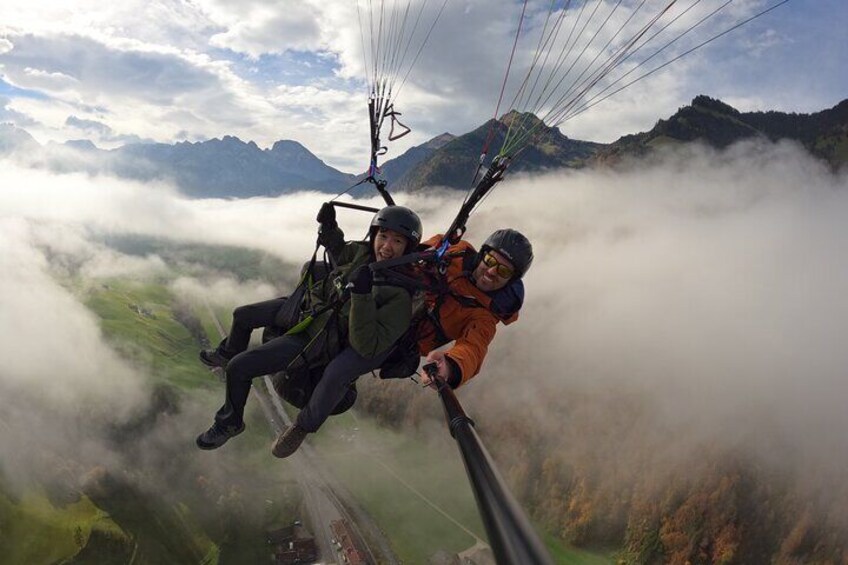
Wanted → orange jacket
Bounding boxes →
[415,236,519,386]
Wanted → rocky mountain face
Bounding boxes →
[115,136,356,198]
[593,95,848,168]
[379,132,456,184]
[391,111,604,192]
[0,129,357,197]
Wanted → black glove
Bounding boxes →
[349,265,373,294]
[316,202,337,228]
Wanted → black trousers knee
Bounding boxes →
[220,298,288,356]
[215,332,309,429]
[295,346,393,433]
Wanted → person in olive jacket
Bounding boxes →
[195,204,422,458]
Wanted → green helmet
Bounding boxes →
[370,205,422,248]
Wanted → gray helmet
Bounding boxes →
[370,205,422,248]
[480,228,533,278]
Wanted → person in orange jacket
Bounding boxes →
[400,228,533,388]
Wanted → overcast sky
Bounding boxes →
[1,0,845,172]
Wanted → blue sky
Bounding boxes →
[0,78,46,99]
[0,0,845,171]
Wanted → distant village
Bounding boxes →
[268,519,365,565]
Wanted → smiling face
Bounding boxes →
[472,249,515,292]
[373,228,408,261]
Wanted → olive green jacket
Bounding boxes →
[301,225,412,361]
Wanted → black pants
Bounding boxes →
[219,298,288,357]
[213,298,389,433]
[295,345,393,432]
[215,329,309,430]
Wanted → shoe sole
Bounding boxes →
[271,430,306,458]
[199,351,229,369]
[196,424,245,450]
[199,357,227,369]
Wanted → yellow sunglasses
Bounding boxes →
[482,252,515,279]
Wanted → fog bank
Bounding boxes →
[2,138,846,500]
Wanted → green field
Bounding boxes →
[0,488,122,565]
[81,278,217,390]
[313,409,485,559]
[310,398,616,564]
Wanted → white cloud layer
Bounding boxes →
[1,138,846,483]
[170,276,279,314]
[2,128,848,550]
[202,0,323,56]
[0,219,149,411]
[470,141,848,484]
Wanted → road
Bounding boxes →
[257,378,393,564]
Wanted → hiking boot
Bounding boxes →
[199,348,230,369]
[196,422,245,450]
[271,424,308,458]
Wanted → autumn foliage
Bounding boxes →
[356,377,848,564]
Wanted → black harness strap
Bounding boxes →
[387,107,411,141]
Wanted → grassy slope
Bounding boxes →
[83,278,214,390]
[0,488,126,565]
[314,409,483,559]
[313,403,615,564]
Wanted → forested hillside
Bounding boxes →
[594,96,848,170]
[356,378,848,564]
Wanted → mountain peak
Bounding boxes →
[690,95,740,116]
[498,110,546,129]
[593,95,848,168]
[423,133,455,150]
[65,139,98,151]
[270,139,309,154]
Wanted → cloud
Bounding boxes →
[0,165,305,500]
[65,115,114,135]
[22,66,78,89]
[204,1,323,57]
[2,135,847,537]
[266,83,368,170]
[5,140,848,461]
[3,34,219,103]
[0,1,218,51]
[460,140,848,489]
[741,28,786,57]
[0,219,150,412]
[170,276,280,314]
[0,32,272,148]
[0,95,38,126]
[0,160,366,261]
